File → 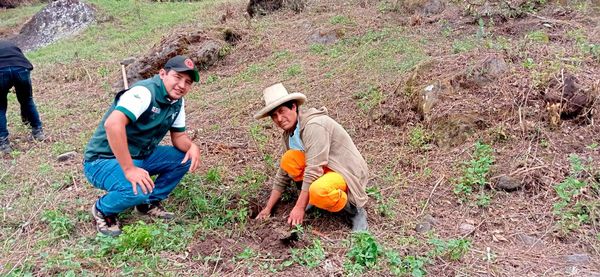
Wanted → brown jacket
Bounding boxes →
[272,107,369,207]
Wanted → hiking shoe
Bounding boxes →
[91,203,121,237]
[31,127,45,141]
[0,137,10,154]
[135,201,174,220]
[343,203,368,232]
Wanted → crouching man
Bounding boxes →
[84,56,201,236]
[254,83,369,231]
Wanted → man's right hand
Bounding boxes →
[256,207,272,220]
[124,166,154,195]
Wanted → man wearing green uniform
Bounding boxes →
[84,56,201,236]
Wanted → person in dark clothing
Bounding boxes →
[0,40,45,154]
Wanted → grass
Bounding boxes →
[27,0,227,64]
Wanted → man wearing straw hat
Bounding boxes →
[254,83,369,231]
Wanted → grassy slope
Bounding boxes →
[1,0,600,276]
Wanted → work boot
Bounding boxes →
[135,201,174,220]
[91,203,121,237]
[31,127,45,141]
[343,203,368,232]
[0,137,11,154]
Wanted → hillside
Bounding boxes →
[1,0,599,276]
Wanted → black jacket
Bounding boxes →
[0,41,33,70]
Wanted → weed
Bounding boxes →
[285,64,303,77]
[354,85,383,112]
[309,43,326,54]
[553,154,599,233]
[330,15,354,25]
[452,141,495,206]
[205,74,219,85]
[249,123,268,150]
[452,38,477,53]
[408,125,433,150]
[291,239,326,268]
[41,210,74,239]
[522,57,535,69]
[366,187,396,218]
[204,167,222,185]
[344,231,382,274]
[428,237,472,261]
[587,143,599,150]
[526,30,550,43]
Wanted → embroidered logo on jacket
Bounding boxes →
[151,106,161,114]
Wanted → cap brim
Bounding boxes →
[253,93,306,120]
[172,67,200,82]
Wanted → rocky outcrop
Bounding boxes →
[11,0,96,51]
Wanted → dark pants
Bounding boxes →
[0,66,42,139]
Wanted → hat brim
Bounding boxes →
[171,67,200,83]
[253,93,306,119]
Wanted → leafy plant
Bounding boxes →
[453,141,495,206]
[345,231,382,274]
[553,154,600,233]
[428,237,472,261]
[291,239,326,268]
[408,125,433,150]
[41,210,74,239]
[354,85,384,112]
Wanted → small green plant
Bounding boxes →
[41,210,74,239]
[526,30,550,43]
[354,85,383,112]
[452,38,477,53]
[205,74,219,84]
[249,123,268,150]
[586,143,599,150]
[330,15,353,25]
[453,141,495,206]
[408,125,433,150]
[344,231,382,274]
[204,167,222,185]
[428,237,472,261]
[285,64,302,77]
[366,187,395,218]
[522,57,535,69]
[291,239,325,268]
[553,154,599,233]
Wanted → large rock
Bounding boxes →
[11,0,95,51]
[543,73,596,129]
[247,0,305,17]
[124,30,227,87]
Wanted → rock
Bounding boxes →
[124,31,225,87]
[11,0,96,51]
[415,221,431,233]
[495,175,523,191]
[515,233,539,246]
[459,223,476,235]
[451,55,507,89]
[564,253,590,264]
[543,73,595,128]
[308,29,341,45]
[416,82,444,122]
[421,0,446,15]
[57,151,77,162]
[247,0,305,17]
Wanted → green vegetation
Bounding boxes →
[354,85,384,113]
[553,154,600,234]
[291,239,326,268]
[408,125,433,150]
[453,141,495,206]
[345,231,382,274]
[41,209,75,239]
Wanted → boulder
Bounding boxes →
[124,31,226,87]
[495,175,523,191]
[11,0,96,51]
[247,0,305,17]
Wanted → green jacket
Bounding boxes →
[84,75,184,161]
[272,107,369,207]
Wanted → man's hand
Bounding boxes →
[256,207,272,220]
[124,166,154,195]
[181,143,201,172]
[287,206,305,226]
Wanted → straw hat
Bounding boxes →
[253,83,306,119]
